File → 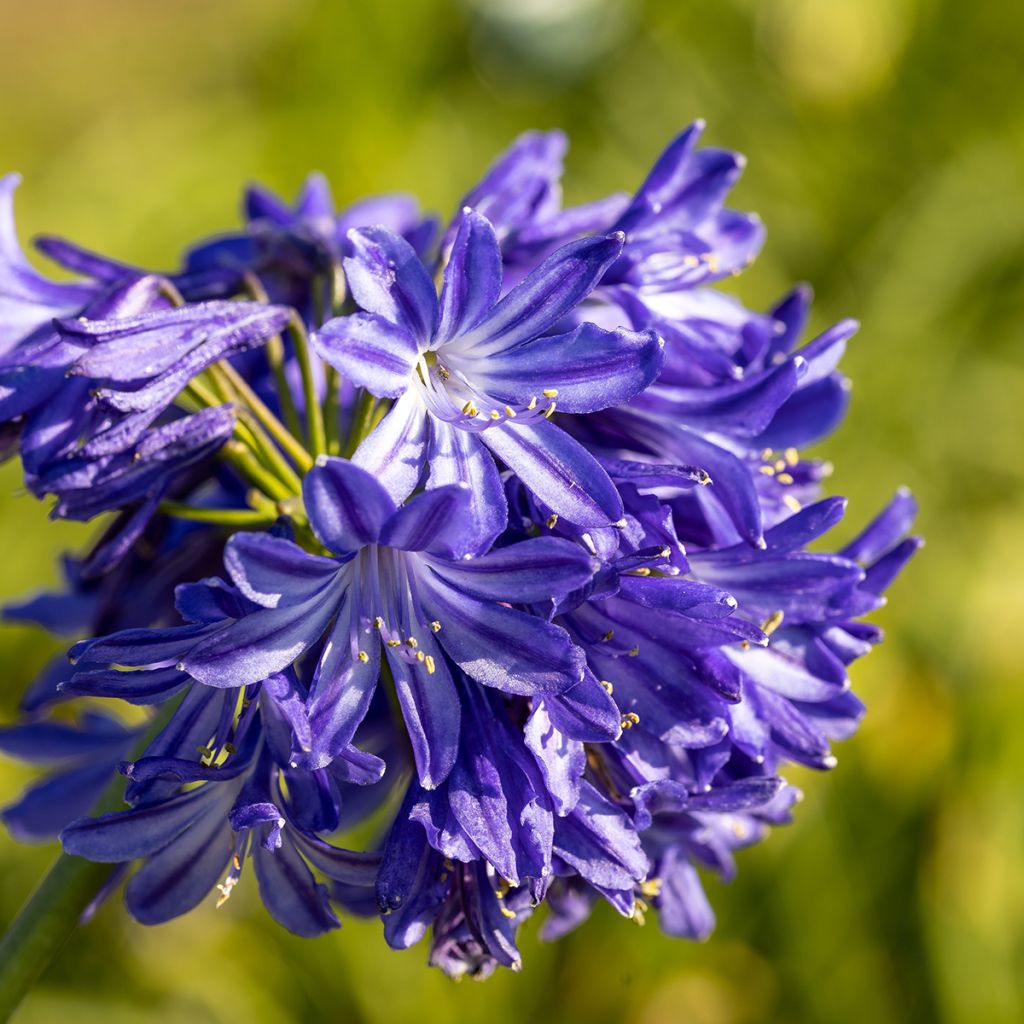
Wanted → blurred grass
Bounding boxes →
[1,0,1022,1021]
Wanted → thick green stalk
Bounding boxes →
[0,703,177,1020]
[158,501,280,528]
[212,361,314,474]
[288,317,327,457]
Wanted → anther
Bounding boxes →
[406,637,418,649]
[543,402,557,418]
[628,645,639,657]
[783,494,802,513]
[386,639,400,648]
[504,405,516,418]
[424,655,436,674]
[358,650,369,663]
[526,396,537,410]
[759,465,775,476]
[490,410,501,420]
[600,680,614,694]
[762,610,784,636]
[776,472,794,485]
[499,906,517,920]
[373,616,384,629]
[545,514,558,529]
[542,388,559,398]
[430,620,442,632]
[601,630,614,642]
[784,447,799,466]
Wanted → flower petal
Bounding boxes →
[417,570,585,695]
[311,312,419,399]
[303,456,395,555]
[352,389,429,502]
[481,418,624,528]
[343,227,437,339]
[471,323,664,414]
[451,233,624,358]
[437,210,502,343]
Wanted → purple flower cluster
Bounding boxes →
[0,122,919,977]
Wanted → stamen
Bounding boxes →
[406,637,418,649]
[526,396,537,410]
[784,447,799,466]
[601,630,614,642]
[759,465,776,476]
[542,388,559,398]
[776,472,794,485]
[545,514,558,529]
[430,620,442,632]
[600,680,614,694]
[783,494,802,513]
[424,655,436,675]
[504,405,516,418]
[761,610,784,636]
[628,645,640,657]
[543,402,557,419]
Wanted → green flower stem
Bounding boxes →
[322,364,342,456]
[222,439,294,502]
[0,850,116,1020]
[158,501,280,528]
[0,702,178,1021]
[235,410,304,495]
[242,273,304,441]
[211,361,314,474]
[264,334,304,440]
[288,316,327,457]
[343,390,378,457]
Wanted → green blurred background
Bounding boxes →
[1,0,1022,1021]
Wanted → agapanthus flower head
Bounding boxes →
[0,123,918,982]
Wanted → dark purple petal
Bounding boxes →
[224,532,341,608]
[841,488,918,564]
[303,456,395,555]
[252,836,340,937]
[343,227,437,339]
[305,600,380,769]
[386,639,460,790]
[424,536,595,605]
[656,849,715,940]
[379,483,474,557]
[471,323,664,415]
[481,418,624,528]
[553,781,648,892]
[124,794,234,924]
[183,578,345,688]
[437,211,502,343]
[525,702,584,816]
[312,313,419,399]
[60,785,219,862]
[417,570,585,696]
[453,234,625,357]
